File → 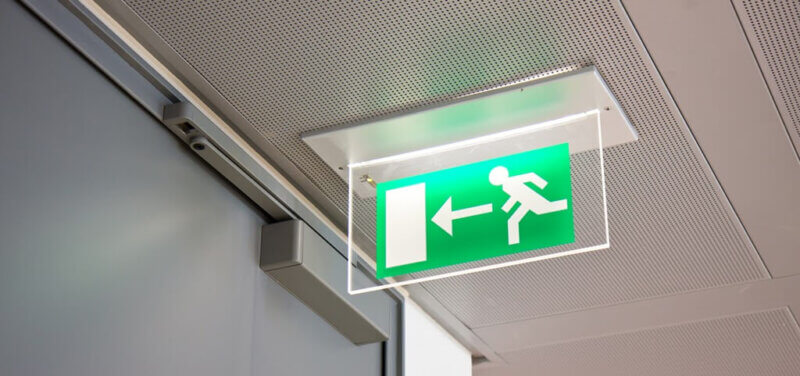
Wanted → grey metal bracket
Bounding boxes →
[260,220,390,345]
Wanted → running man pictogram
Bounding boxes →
[489,166,568,245]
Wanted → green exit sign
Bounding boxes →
[376,143,574,278]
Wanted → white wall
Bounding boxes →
[404,300,472,376]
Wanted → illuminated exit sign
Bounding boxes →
[376,143,574,278]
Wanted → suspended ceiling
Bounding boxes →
[89,0,800,374]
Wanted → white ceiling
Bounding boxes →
[90,0,800,374]
[478,308,800,376]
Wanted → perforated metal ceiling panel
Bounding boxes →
[735,0,800,152]
[476,308,800,376]
[117,0,768,326]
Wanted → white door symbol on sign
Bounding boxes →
[489,166,568,245]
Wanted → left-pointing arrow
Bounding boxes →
[432,197,493,236]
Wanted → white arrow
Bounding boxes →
[432,197,493,236]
